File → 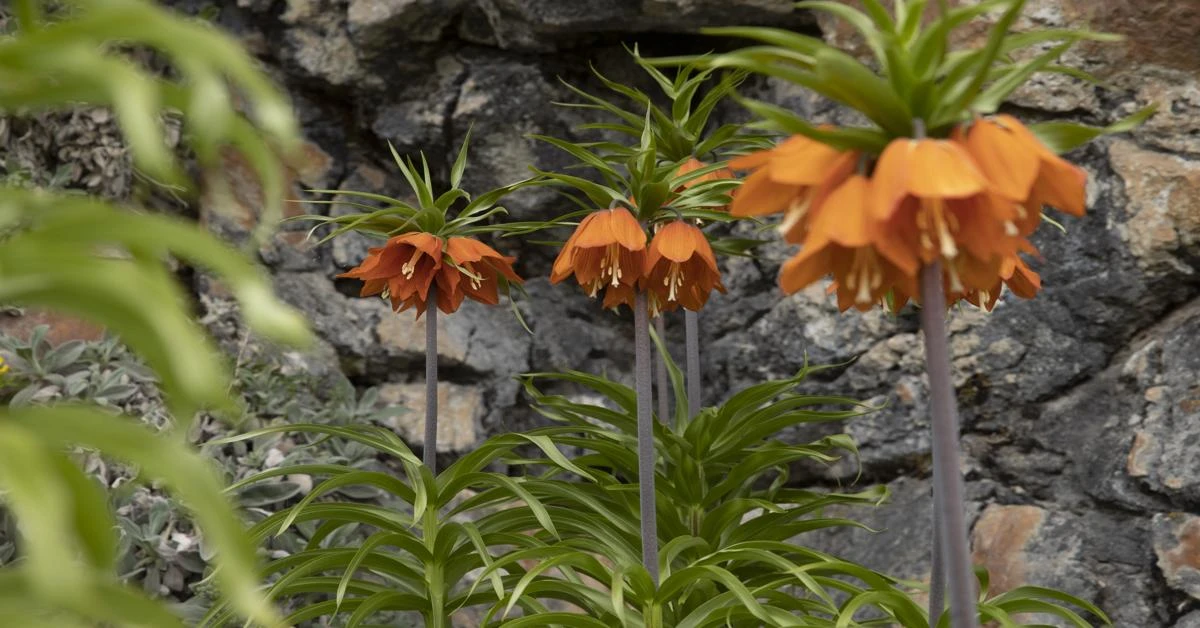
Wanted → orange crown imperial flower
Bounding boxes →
[735,121,1079,313]
[869,136,1032,299]
[673,0,1153,313]
[728,133,859,243]
[956,114,1087,224]
[339,232,522,318]
[643,220,725,314]
[779,174,916,311]
[551,207,648,310]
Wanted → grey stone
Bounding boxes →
[379,381,485,452]
[371,56,466,155]
[448,56,579,218]
[474,0,807,50]
[348,0,464,45]
[1156,512,1200,609]
[805,476,939,583]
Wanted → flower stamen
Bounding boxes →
[664,262,686,302]
[601,244,623,287]
[401,249,424,279]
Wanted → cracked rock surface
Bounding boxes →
[7,0,1200,624]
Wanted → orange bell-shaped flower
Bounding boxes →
[957,114,1087,230]
[340,232,523,317]
[779,174,916,311]
[339,232,444,313]
[446,236,522,307]
[550,207,648,309]
[871,138,1028,296]
[729,133,859,242]
[642,220,725,314]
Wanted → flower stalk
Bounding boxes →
[425,283,439,472]
[929,474,946,625]
[684,309,701,419]
[634,291,659,583]
[920,263,976,628]
[655,315,670,423]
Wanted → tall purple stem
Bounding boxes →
[929,481,946,624]
[634,292,659,582]
[424,284,439,472]
[655,315,670,424]
[684,309,701,419]
[919,263,977,628]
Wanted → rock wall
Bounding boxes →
[8,0,1200,625]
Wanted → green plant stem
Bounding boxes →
[685,309,701,419]
[634,291,659,583]
[425,284,438,473]
[423,505,447,628]
[919,263,977,628]
[654,315,670,423]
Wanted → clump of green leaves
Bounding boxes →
[486,350,925,626]
[293,129,532,243]
[652,0,1154,152]
[557,46,767,164]
[200,421,585,627]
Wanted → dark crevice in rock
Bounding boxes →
[350,357,492,389]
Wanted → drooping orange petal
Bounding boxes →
[461,265,501,306]
[360,278,387,297]
[618,247,647,287]
[997,114,1088,216]
[651,221,700,263]
[779,238,833,294]
[729,168,798,217]
[392,231,444,258]
[868,197,922,276]
[575,210,618,249]
[808,174,871,248]
[446,236,499,264]
[768,140,847,186]
[691,225,719,273]
[960,118,1040,202]
[1031,157,1087,217]
[906,140,988,199]
[608,207,648,251]
[576,208,645,250]
[551,212,603,283]
[772,144,849,187]
[869,138,914,221]
[550,250,575,284]
[486,256,522,283]
[435,265,466,314]
[602,282,636,310]
[1003,257,1041,298]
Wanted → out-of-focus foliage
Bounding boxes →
[0,330,406,624]
[0,0,310,625]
